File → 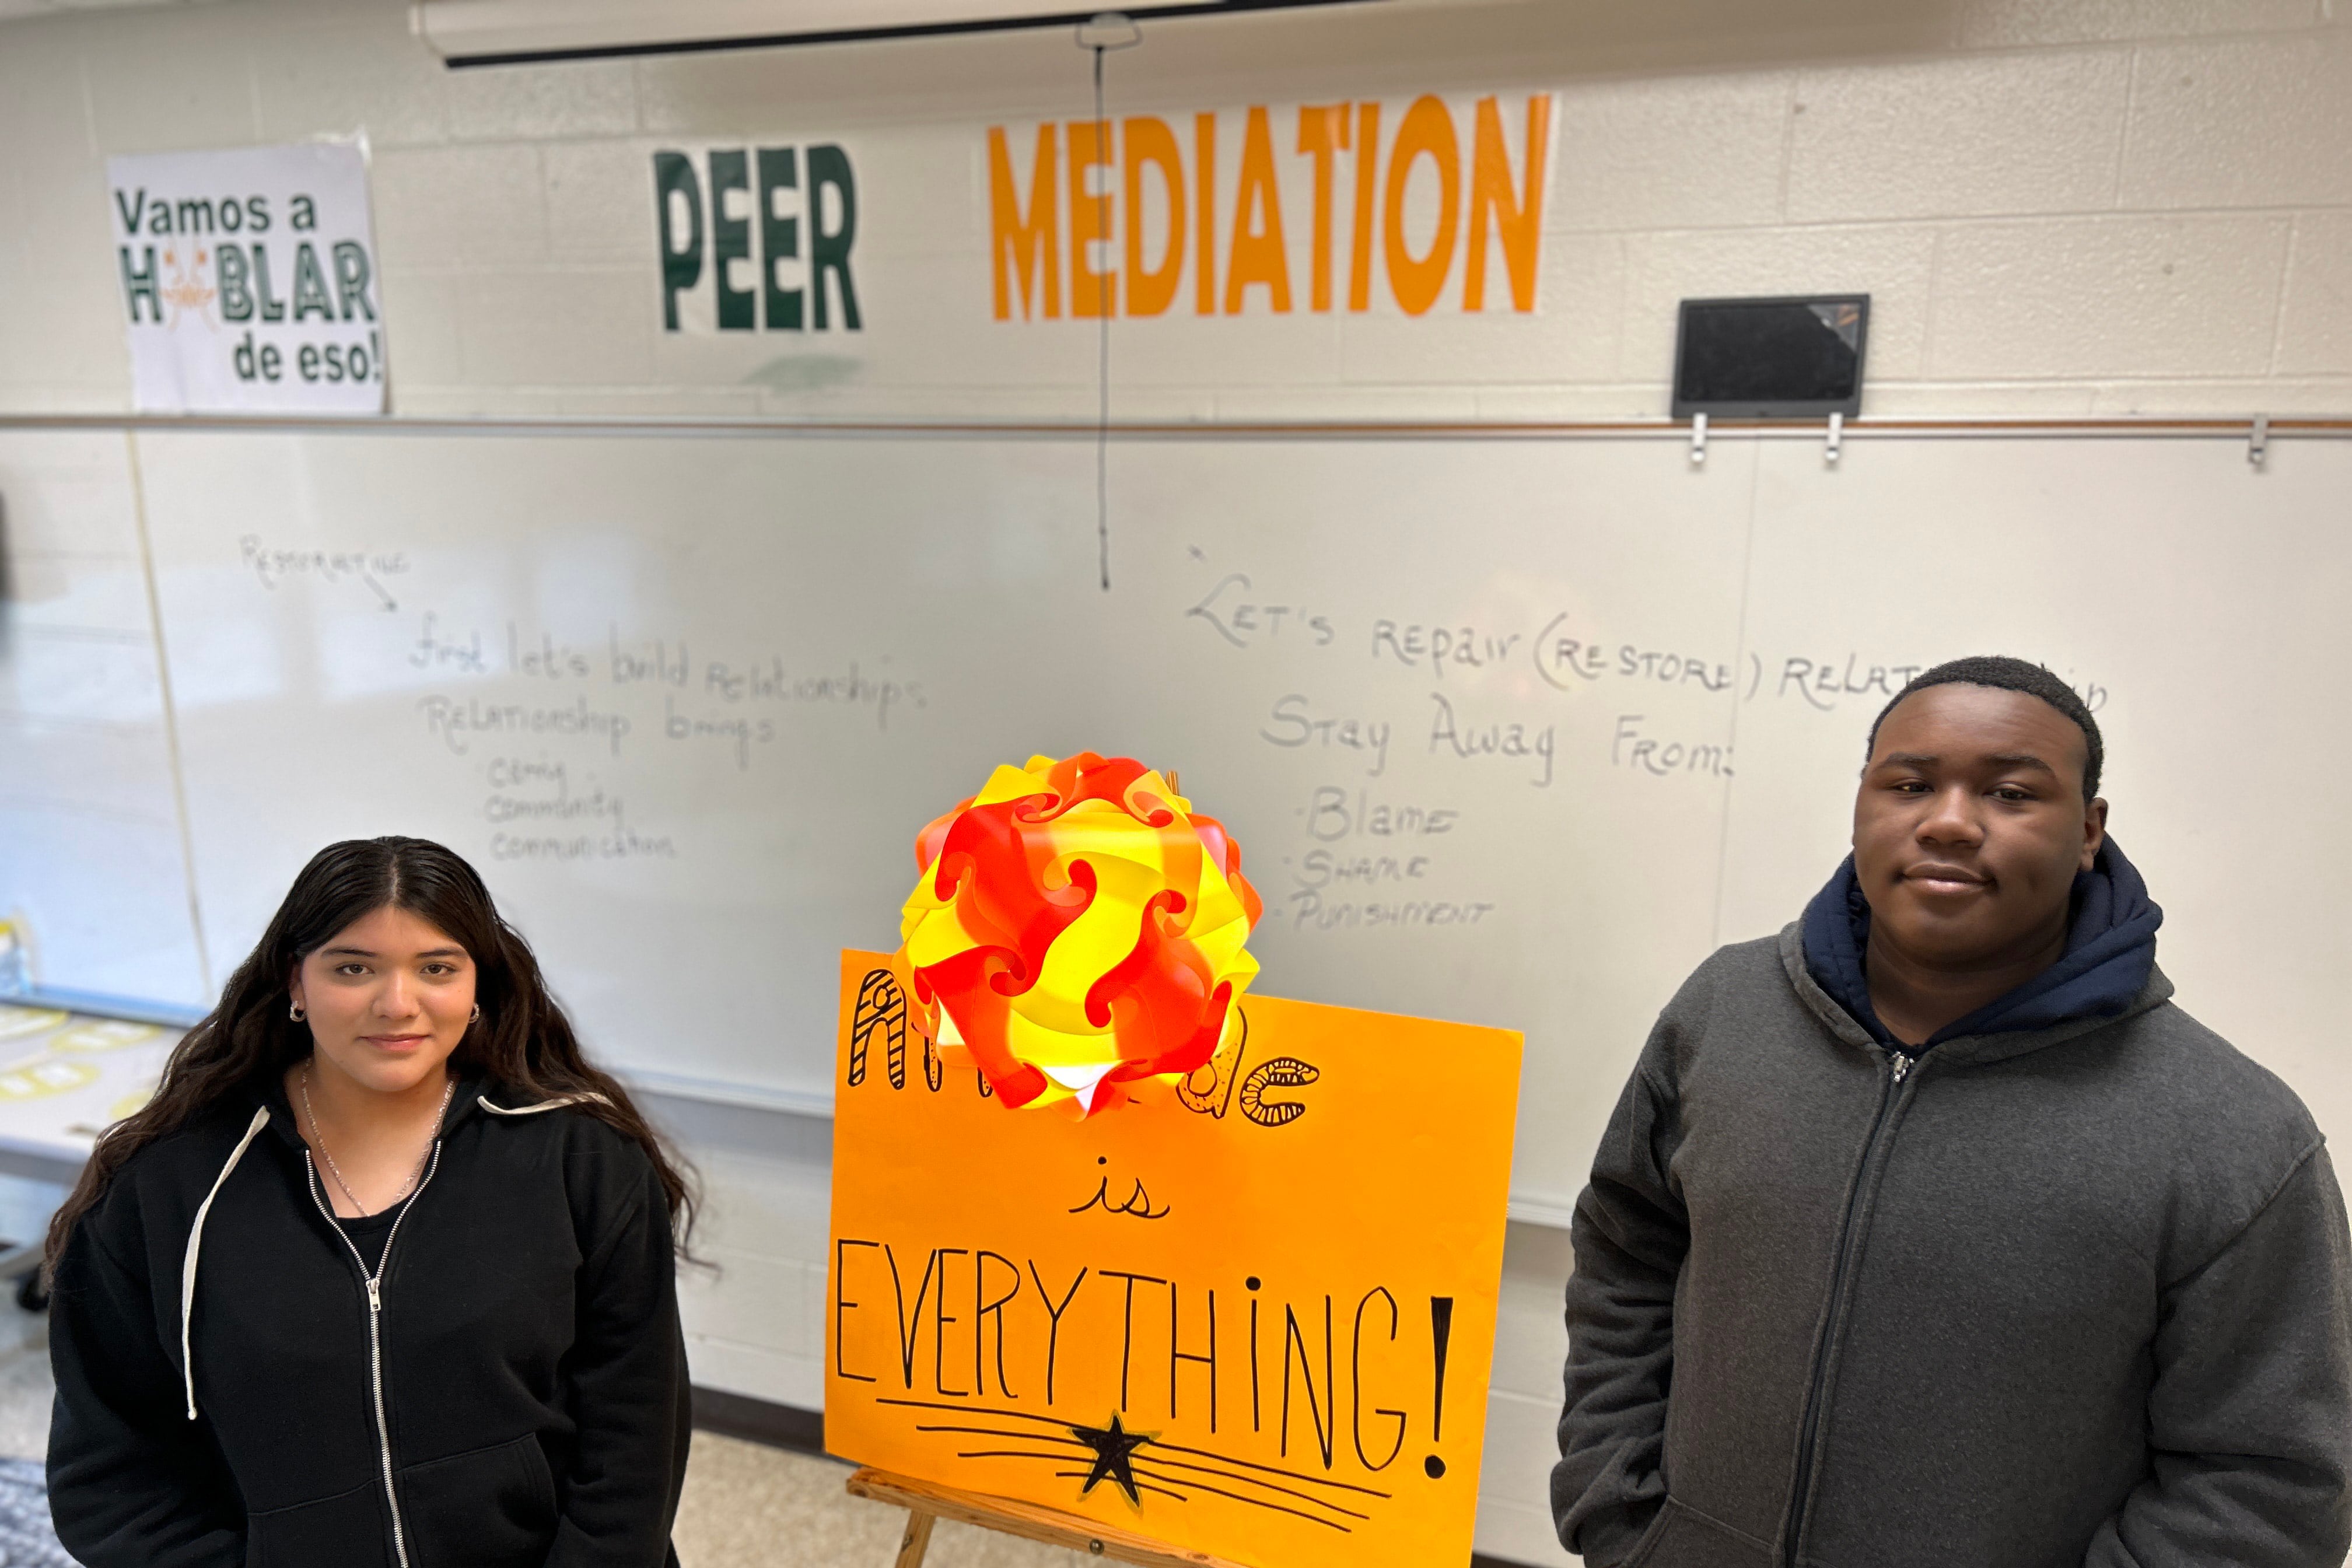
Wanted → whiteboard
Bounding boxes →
[4,423,2347,1216]
[0,429,209,1009]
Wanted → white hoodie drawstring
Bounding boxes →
[477,1092,610,1116]
[177,1094,600,1421]
[181,1105,271,1421]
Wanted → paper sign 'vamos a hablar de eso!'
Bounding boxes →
[108,141,386,416]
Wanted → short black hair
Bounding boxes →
[1864,655,2103,801]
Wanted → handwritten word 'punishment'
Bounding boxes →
[1289,893,1497,932]
[419,695,631,757]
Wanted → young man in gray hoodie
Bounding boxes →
[1553,655,2352,1567]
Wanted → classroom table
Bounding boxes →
[0,1003,180,1301]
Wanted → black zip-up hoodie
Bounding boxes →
[1553,843,2352,1566]
[47,1076,690,1568]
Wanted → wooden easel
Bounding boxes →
[847,1468,1248,1568]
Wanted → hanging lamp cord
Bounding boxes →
[1079,15,1139,591]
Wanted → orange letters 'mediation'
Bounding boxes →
[988,94,1550,321]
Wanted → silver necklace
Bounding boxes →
[300,1062,455,1217]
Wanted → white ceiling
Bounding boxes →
[0,0,208,19]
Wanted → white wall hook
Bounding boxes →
[1825,411,1845,466]
[2249,414,2270,470]
[1689,411,1707,467]
[1076,11,1140,49]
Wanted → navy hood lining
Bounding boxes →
[1801,838,2162,1052]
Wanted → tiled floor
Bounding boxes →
[674,1434,1077,1568]
[0,1303,54,1466]
[0,1297,1073,1566]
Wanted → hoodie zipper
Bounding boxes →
[305,1143,443,1568]
[1781,1047,1911,1566]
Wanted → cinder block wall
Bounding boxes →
[1,3,2348,1563]
[0,0,2346,420]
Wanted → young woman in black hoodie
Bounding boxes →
[45,836,695,1568]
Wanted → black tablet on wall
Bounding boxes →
[1672,295,1870,418]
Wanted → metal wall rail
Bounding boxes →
[0,412,2346,442]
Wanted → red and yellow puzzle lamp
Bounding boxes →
[888,752,1263,1118]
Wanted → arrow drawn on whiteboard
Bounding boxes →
[238,536,409,610]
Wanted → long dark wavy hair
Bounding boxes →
[47,836,697,1267]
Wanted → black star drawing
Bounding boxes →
[1068,1413,1154,1506]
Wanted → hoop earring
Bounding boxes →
[470,1004,482,1024]
[289,1000,306,1022]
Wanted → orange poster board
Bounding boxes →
[826,949,1524,1568]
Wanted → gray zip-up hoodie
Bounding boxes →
[1552,912,2352,1566]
